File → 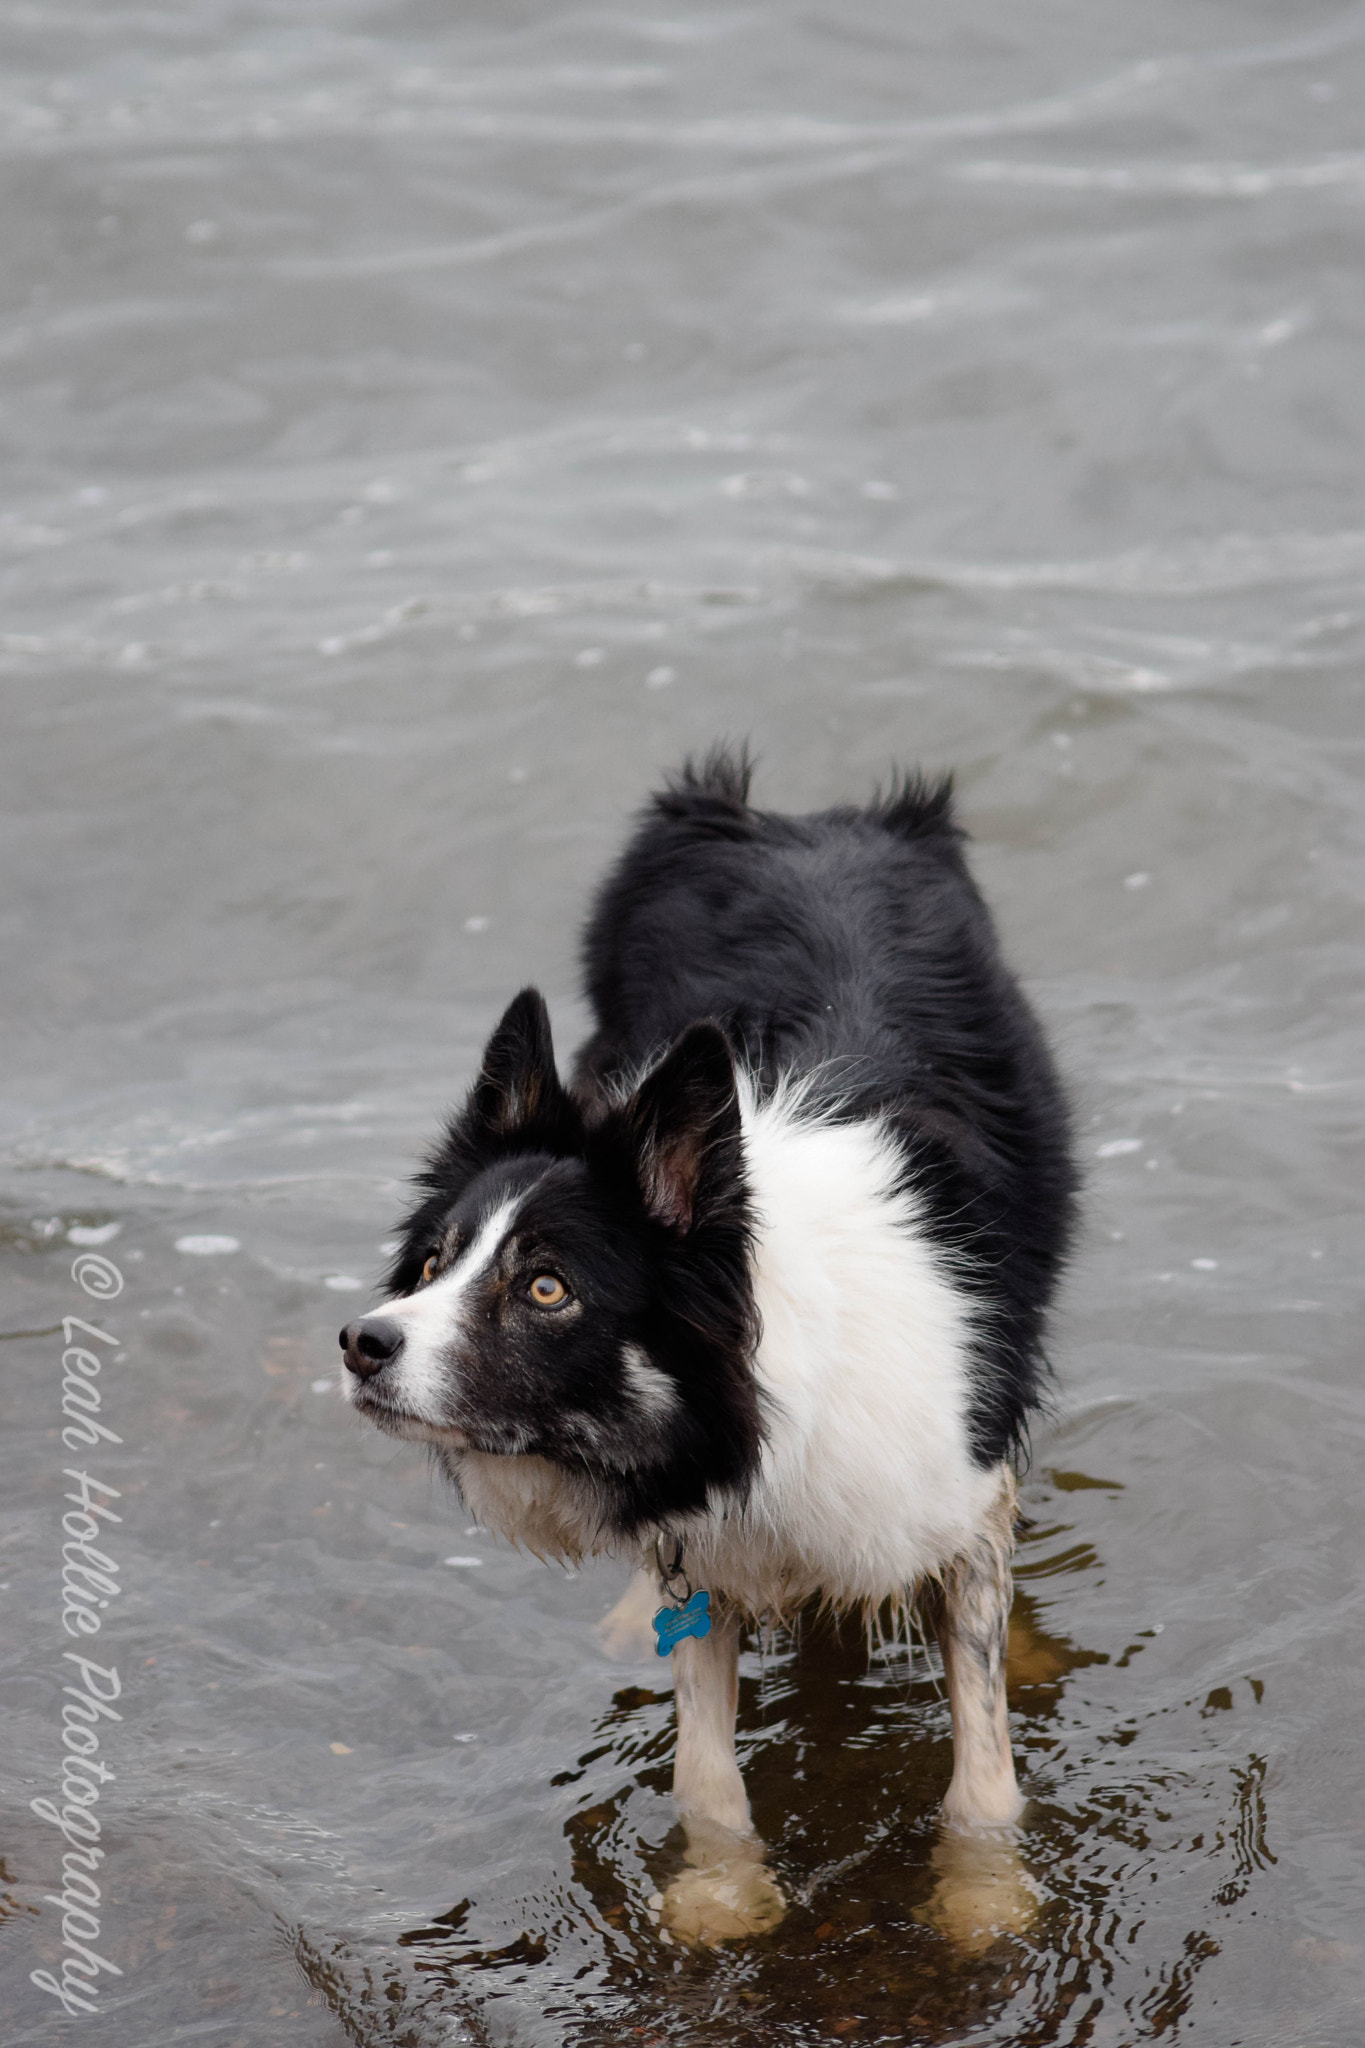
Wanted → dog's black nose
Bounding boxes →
[339,1316,404,1380]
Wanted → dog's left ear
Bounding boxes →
[623,1023,741,1235]
[470,987,577,1148]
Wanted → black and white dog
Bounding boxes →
[340,749,1075,1941]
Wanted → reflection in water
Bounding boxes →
[328,1478,1273,2045]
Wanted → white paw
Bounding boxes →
[914,1827,1041,1955]
[653,1850,786,1946]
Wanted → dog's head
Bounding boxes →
[339,989,762,1535]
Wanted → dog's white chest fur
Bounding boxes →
[456,1090,1000,1615]
[688,1093,999,1615]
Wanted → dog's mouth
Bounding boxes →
[348,1384,471,1450]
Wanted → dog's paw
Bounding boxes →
[914,1827,1040,1956]
[652,1849,786,1946]
[596,1570,659,1661]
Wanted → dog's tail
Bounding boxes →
[867,768,960,842]
[653,742,755,830]
[655,745,958,844]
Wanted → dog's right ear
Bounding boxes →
[469,988,578,1149]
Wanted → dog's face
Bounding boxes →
[342,1152,667,1464]
[340,990,762,1533]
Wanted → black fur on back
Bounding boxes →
[575,747,1078,1466]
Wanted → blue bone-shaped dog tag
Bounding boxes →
[652,1588,712,1656]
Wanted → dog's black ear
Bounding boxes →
[471,988,576,1146]
[623,1023,741,1235]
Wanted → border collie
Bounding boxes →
[339,749,1075,1942]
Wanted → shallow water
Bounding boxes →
[4,1,1365,2042]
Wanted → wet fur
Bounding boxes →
[340,748,1076,1892]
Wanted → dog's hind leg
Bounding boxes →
[918,1471,1038,1949]
[656,1609,785,1944]
[937,1471,1023,1828]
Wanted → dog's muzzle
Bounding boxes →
[339,1316,404,1381]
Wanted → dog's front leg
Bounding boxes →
[656,1609,784,1944]
[671,1609,750,1836]
[596,1567,659,1660]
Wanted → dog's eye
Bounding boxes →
[527,1273,568,1309]
[421,1254,439,1285]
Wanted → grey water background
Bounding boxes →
[3,0,1364,2040]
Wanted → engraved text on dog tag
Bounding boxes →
[651,1587,712,1656]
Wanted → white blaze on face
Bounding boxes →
[348,1197,520,1422]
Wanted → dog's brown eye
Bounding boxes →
[422,1255,438,1285]
[528,1273,568,1309]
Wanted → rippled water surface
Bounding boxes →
[4,2,1365,2042]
